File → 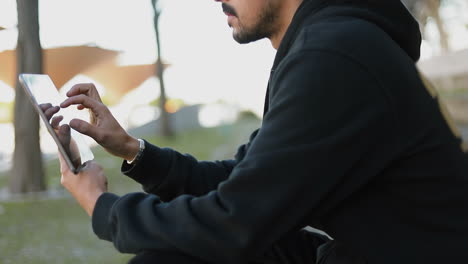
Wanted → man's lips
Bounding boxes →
[222,3,237,17]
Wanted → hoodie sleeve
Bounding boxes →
[121,141,237,201]
[92,51,397,264]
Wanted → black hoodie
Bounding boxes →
[92,0,468,263]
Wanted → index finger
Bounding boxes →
[39,103,53,111]
[67,83,95,97]
[60,94,103,113]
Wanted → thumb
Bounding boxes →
[69,119,101,142]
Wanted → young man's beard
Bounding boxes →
[232,2,278,44]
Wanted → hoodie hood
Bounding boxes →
[326,0,422,61]
[274,0,422,69]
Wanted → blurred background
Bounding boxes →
[0,0,467,263]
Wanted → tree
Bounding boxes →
[402,0,450,53]
[151,0,173,137]
[10,0,45,193]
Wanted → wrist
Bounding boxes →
[82,190,104,217]
[123,136,140,161]
[126,139,145,165]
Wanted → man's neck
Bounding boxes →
[269,0,304,49]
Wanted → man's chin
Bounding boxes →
[233,31,264,44]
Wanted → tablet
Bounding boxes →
[19,74,94,174]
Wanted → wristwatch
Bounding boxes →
[126,138,145,165]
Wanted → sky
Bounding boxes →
[0,0,467,160]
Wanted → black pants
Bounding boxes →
[128,229,341,264]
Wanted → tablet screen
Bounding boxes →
[19,74,94,173]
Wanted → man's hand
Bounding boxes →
[60,83,140,161]
[39,103,81,167]
[39,103,62,128]
[59,154,108,217]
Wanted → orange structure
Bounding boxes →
[0,45,166,104]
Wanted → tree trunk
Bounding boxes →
[152,0,173,138]
[427,0,450,53]
[10,0,45,193]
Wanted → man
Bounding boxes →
[54,0,468,263]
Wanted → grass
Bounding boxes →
[0,118,260,264]
[0,199,131,263]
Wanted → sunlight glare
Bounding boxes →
[0,81,14,103]
[198,103,240,128]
